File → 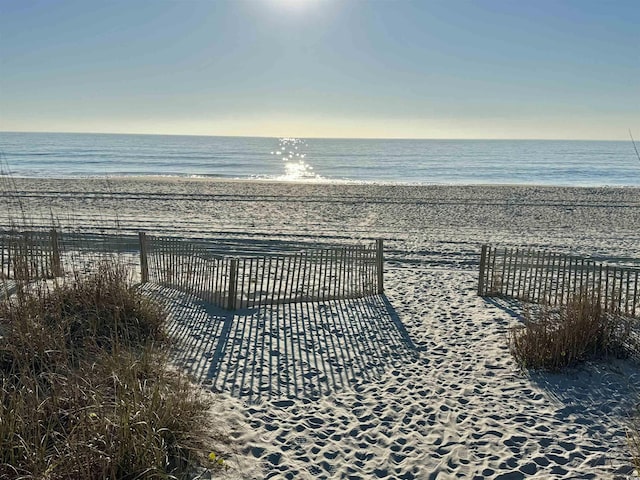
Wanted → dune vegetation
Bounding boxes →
[0,261,225,479]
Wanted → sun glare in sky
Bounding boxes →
[0,0,638,140]
[261,0,325,18]
[268,0,317,9]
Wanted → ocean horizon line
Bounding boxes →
[0,130,628,143]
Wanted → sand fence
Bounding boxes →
[139,233,384,310]
[0,229,62,281]
[478,245,640,317]
[0,229,385,311]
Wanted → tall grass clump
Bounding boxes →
[0,262,218,479]
[510,293,632,372]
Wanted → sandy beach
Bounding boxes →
[3,177,640,479]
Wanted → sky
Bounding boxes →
[0,0,638,140]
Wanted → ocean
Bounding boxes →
[0,131,639,186]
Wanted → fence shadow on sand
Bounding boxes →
[141,283,420,403]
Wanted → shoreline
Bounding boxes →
[4,174,640,189]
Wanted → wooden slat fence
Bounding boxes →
[478,245,640,317]
[0,229,62,281]
[140,233,384,310]
[55,232,141,275]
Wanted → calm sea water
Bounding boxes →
[1,132,639,186]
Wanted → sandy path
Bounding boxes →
[147,264,638,479]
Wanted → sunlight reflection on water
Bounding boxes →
[271,138,322,181]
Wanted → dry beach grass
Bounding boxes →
[0,262,232,479]
[510,294,634,372]
[2,177,640,478]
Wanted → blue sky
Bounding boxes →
[1,0,638,139]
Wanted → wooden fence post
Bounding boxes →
[478,245,487,296]
[0,233,4,279]
[376,239,384,294]
[50,229,62,277]
[227,258,239,310]
[139,232,149,284]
